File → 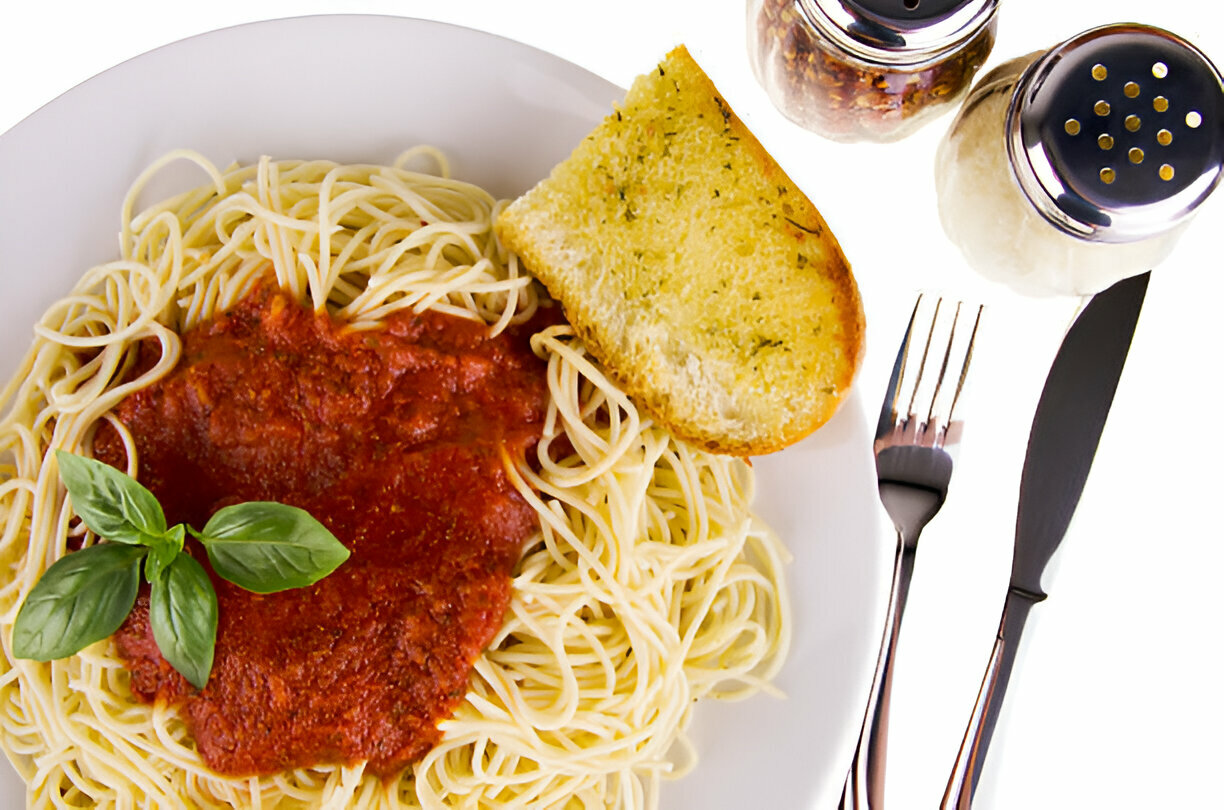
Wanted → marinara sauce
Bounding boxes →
[95,282,551,777]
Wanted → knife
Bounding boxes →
[940,270,1150,809]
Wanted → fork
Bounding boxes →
[839,295,983,810]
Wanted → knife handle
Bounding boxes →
[941,589,1040,809]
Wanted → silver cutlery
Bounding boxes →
[941,271,1148,808]
[840,295,983,810]
[940,21,1222,806]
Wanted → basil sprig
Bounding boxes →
[11,451,350,689]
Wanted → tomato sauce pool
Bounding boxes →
[94,284,552,777]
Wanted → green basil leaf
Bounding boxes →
[144,524,185,584]
[149,553,217,690]
[55,450,166,544]
[12,543,146,661]
[198,502,349,594]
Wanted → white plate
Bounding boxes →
[0,15,883,809]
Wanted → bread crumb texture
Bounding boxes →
[496,45,864,455]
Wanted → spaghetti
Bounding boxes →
[0,151,790,808]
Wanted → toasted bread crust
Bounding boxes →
[497,45,864,456]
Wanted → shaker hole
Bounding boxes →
[1092,64,1108,81]
[1124,82,1141,98]
[1187,111,1203,128]
[1129,147,1145,164]
[1154,96,1170,113]
[1098,134,1115,150]
[1100,167,1117,184]
[1125,115,1142,133]
[1159,164,1176,181]
[1153,62,1169,79]
[1064,119,1081,136]
[1094,100,1111,117]
[903,0,920,9]
[1157,129,1173,146]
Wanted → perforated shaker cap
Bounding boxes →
[1007,23,1224,243]
[801,0,998,66]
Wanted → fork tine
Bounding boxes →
[907,297,947,427]
[886,295,984,450]
[942,304,983,442]
[875,295,984,451]
[874,298,922,441]
[919,298,982,448]
[923,300,960,428]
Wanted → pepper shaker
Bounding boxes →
[936,23,1224,296]
[748,0,999,143]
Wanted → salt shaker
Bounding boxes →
[748,0,999,143]
[936,23,1224,296]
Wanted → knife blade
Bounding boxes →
[940,270,1150,809]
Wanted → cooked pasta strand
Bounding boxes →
[0,153,790,809]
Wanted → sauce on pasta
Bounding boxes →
[0,153,789,808]
[95,282,551,777]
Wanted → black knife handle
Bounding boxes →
[940,589,1041,809]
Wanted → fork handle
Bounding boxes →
[838,531,918,810]
[941,589,1040,809]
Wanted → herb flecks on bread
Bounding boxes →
[496,45,864,456]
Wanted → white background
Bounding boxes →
[1,1,1222,808]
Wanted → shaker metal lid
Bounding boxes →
[1007,23,1224,243]
[801,0,997,66]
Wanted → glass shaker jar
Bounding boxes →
[936,24,1224,296]
[748,0,999,143]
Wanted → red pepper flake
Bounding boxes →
[749,0,995,142]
